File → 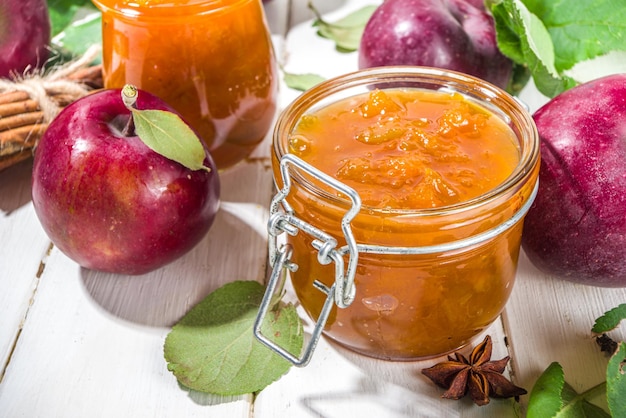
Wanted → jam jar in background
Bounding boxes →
[93,0,278,170]
[255,66,540,364]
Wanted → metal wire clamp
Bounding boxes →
[253,153,362,367]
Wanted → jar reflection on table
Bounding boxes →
[272,67,540,360]
[93,0,278,170]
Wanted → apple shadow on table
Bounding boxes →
[0,158,35,214]
[80,161,273,328]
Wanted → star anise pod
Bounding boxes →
[421,335,527,406]
[595,333,619,355]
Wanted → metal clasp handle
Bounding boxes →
[253,244,335,367]
[268,153,362,308]
[253,153,362,366]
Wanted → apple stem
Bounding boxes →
[121,114,136,137]
[121,84,139,110]
[121,84,139,137]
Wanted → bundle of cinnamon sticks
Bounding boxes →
[0,62,104,172]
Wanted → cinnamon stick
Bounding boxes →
[0,61,103,172]
[0,99,40,118]
[0,90,30,105]
[66,64,103,89]
[0,111,44,131]
[0,123,48,154]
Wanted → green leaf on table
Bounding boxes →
[578,402,614,418]
[131,108,208,171]
[592,303,626,334]
[489,0,577,98]
[164,281,303,395]
[607,342,626,417]
[527,362,566,418]
[309,2,377,51]
[283,71,326,91]
[527,362,612,418]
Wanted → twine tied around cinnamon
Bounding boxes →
[0,45,104,171]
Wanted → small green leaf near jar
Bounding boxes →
[164,281,303,395]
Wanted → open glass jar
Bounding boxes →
[255,66,540,365]
[93,0,278,170]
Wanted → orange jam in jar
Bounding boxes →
[93,0,278,169]
[268,67,540,361]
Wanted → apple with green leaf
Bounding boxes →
[0,0,51,77]
[32,86,220,275]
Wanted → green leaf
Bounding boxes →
[490,0,577,98]
[527,362,566,418]
[47,0,97,37]
[607,342,626,417]
[283,71,326,91]
[563,51,626,85]
[131,108,208,171]
[491,0,626,97]
[528,362,612,418]
[507,63,532,96]
[310,3,377,51]
[521,0,626,72]
[578,401,613,418]
[592,304,626,334]
[52,12,102,62]
[47,0,102,66]
[164,281,303,395]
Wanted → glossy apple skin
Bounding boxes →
[522,74,626,287]
[358,0,513,90]
[0,0,51,77]
[32,89,220,275]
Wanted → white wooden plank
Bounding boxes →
[0,159,52,372]
[0,246,254,418]
[0,160,274,417]
[504,251,626,414]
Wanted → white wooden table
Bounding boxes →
[1,1,625,417]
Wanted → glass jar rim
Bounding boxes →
[92,0,250,18]
[273,65,540,216]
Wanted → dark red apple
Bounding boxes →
[0,0,51,78]
[32,88,220,275]
[522,74,626,287]
[358,0,513,90]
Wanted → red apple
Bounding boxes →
[32,88,220,275]
[0,0,51,77]
[358,0,513,90]
[522,74,626,287]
